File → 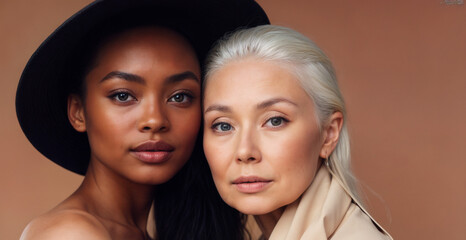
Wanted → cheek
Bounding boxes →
[266,125,321,196]
[203,134,224,177]
[84,100,136,152]
[204,149,233,207]
[203,134,230,190]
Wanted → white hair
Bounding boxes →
[205,25,363,204]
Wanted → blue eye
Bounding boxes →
[265,117,288,128]
[212,122,233,132]
[168,92,193,103]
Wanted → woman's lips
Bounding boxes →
[130,140,174,164]
[232,176,272,194]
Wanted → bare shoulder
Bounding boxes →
[20,209,111,240]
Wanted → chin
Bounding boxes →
[238,208,271,216]
[235,205,275,216]
[131,176,170,185]
[228,198,276,215]
[131,167,179,185]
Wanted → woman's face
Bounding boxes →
[69,27,201,184]
[203,59,324,215]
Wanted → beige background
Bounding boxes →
[1,0,465,239]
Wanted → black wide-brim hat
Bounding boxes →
[16,0,269,175]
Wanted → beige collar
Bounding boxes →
[268,166,393,240]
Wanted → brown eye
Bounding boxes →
[109,91,136,103]
[116,93,129,101]
[171,93,185,102]
[168,92,193,104]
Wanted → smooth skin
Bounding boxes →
[21,27,201,240]
[203,58,342,239]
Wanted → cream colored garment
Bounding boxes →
[268,166,393,240]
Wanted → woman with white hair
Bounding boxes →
[203,25,393,240]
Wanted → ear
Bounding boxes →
[67,94,86,132]
[319,112,343,159]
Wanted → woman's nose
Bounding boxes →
[235,129,261,163]
[138,100,169,133]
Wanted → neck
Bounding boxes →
[254,207,285,239]
[76,160,154,234]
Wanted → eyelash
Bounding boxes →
[108,90,194,105]
[211,122,234,133]
[167,91,194,104]
[108,90,136,104]
[264,116,289,128]
[210,116,289,134]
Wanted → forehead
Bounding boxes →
[204,59,309,105]
[95,26,197,62]
[80,26,201,92]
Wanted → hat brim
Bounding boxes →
[15,0,269,175]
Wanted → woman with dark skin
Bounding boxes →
[22,26,200,240]
[15,1,269,239]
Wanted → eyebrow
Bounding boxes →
[204,97,297,114]
[99,70,199,85]
[256,97,297,109]
[100,71,145,84]
[166,71,199,83]
[204,105,232,114]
